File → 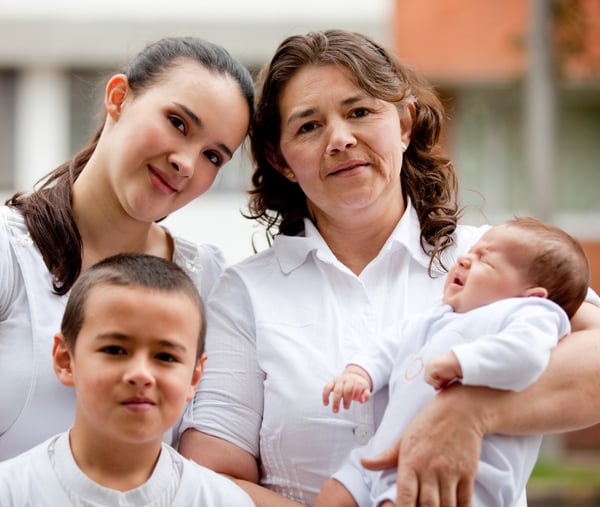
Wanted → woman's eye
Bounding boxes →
[101,345,126,355]
[204,150,223,167]
[169,115,186,134]
[298,122,318,134]
[350,108,370,118]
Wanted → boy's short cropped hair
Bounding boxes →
[60,253,206,357]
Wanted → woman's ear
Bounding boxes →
[265,143,296,182]
[52,334,75,387]
[524,286,549,299]
[104,74,129,121]
[400,102,415,149]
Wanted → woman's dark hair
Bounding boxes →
[6,36,254,294]
[62,253,206,358]
[247,29,460,273]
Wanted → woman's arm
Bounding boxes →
[179,429,304,507]
[362,302,600,507]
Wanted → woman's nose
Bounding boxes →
[168,149,195,177]
[326,121,357,155]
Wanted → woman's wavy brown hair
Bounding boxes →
[247,29,461,274]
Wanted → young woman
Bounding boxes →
[0,36,254,461]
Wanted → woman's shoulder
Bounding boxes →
[169,233,227,299]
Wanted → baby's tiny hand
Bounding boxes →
[424,352,462,390]
[322,372,371,413]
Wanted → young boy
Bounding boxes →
[317,217,589,507]
[0,253,254,506]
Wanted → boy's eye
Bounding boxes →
[169,115,186,134]
[101,345,126,355]
[155,352,179,363]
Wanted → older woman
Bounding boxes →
[179,29,600,507]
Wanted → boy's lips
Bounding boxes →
[122,396,156,406]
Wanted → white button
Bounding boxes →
[353,424,374,444]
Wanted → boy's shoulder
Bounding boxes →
[165,445,255,506]
[0,434,70,506]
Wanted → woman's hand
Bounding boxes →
[361,384,486,507]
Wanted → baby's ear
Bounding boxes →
[524,286,548,299]
[52,334,75,387]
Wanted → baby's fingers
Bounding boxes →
[322,381,335,406]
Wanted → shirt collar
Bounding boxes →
[272,200,434,274]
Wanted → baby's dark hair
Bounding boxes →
[60,253,206,358]
[507,217,589,319]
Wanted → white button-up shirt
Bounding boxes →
[183,204,488,505]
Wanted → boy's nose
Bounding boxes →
[124,357,155,387]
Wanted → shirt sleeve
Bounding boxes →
[452,299,570,391]
[179,267,263,458]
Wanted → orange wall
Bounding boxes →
[392,0,600,82]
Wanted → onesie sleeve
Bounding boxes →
[179,267,263,457]
[452,299,570,391]
[348,321,404,393]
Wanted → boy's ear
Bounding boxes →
[53,334,75,387]
[186,352,207,402]
[104,73,129,121]
[524,286,548,299]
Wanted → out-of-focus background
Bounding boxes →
[1,0,599,500]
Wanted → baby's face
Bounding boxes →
[66,284,203,445]
[443,225,532,313]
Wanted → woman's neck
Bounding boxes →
[71,161,172,271]
[312,197,406,276]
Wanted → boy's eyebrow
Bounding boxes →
[174,102,233,159]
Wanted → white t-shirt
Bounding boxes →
[0,206,226,461]
[0,432,255,506]
[181,204,488,505]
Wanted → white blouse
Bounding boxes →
[0,206,226,461]
[182,204,488,505]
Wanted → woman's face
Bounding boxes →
[277,64,411,226]
[103,60,250,223]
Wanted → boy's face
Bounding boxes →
[53,284,204,446]
[443,225,539,313]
